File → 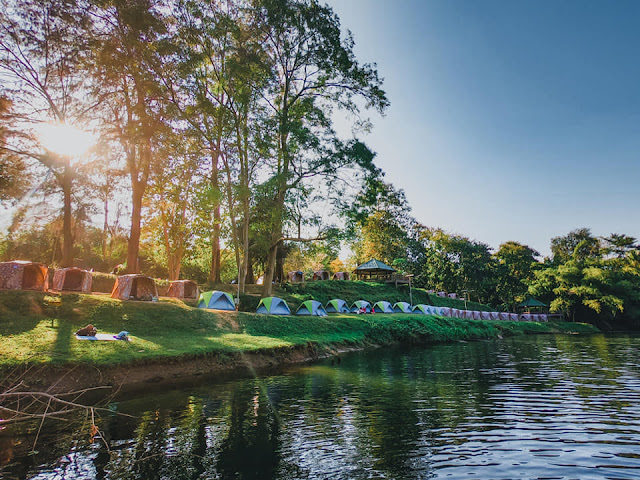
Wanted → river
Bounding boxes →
[2,333,640,479]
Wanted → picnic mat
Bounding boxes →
[76,334,130,341]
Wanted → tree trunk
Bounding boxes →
[61,163,74,267]
[127,179,144,274]
[209,145,222,283]
[102,195,109,259]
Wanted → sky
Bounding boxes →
[326,0,640,257]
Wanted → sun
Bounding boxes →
[37,122,96,160]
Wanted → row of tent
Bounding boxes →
[196,292,549,322]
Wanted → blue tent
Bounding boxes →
[412,304,430,314]
[393,302,412,313]
[198,290,236,311]
[350,300,372,313]
[256,297,291,315]
[296,300,327,316]
[373,301,393,313]
[325,299,349,313]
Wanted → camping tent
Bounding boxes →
[451,308,461,318]
[332,272,350,281]
[198,290,236,310]
[448,293,458,299]
[472,311,482,320]
[312,271,330,281]
[412,304,430,314]
[52,267,92,293]
[296,300,327,316]
[498,312,510,321]
[325,299,349,313]
[350,300,372,313]
[256,297,291,315]
[439,307,452,317]
[167,280,200,299]
[489,312,500,320]
[393,302,412,313]
[480,311,491,320]
[287,271,304,283]
[373,301,394,313]
[0,261,48,291]
[352,259,396,281]
[509,313,519,321]
[110,274,158,301]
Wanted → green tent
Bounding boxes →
[256,297,291,315]
[295,300,327,316]
[326,299,349,313]
[198,290,235,310]
[350,300,372,313]
[393,301,412,313]
[373,301,393,313]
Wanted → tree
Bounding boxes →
[90,0,171,273]
[0,0,93,266]
[550,227,600,263]
[493,241,540,310]
[257,0,388,295]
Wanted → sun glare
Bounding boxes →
[37,122,96,160]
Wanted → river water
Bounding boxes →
[2,333,640,479]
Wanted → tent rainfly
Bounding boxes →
[198,290,236,310]
[352,259,396,281]
[256,297,291,315]
[412,304,430,314]
[393,302,412,313]
[312,271,330,281]
[287,271,304,283]
[325,299,349,313]
[295,300,327,316]
[332,271,349,281]
[52,267,92,293]
[373,301,394,313]
[110,274,158,301]
[350,300,372,313]
[0,260,48,291]
[167,280,200,299]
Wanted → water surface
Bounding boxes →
[2,334,640,479]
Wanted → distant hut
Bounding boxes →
[352,259,396,281]
[312,270,330,281]
[287,271,304,283]
[516,297,549,315]
[0,261,48,291]
[52,267,92,293]
[111,274,158,301]
[167,280,199,299]
[332,271,350,281]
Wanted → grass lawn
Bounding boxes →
[0,290,599,370]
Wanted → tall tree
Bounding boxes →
[493,241,540,310]
[90,0,171,273]
[257,0,388,295]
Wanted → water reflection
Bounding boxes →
[2,334,640,479]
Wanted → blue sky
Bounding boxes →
[327,0,640,256]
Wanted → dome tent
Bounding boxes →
[0,260,48,291]
[373,301,393,313]
[256,297,291,315]
[52,267,92,293]
[198,290,235,310]
[312,270,330,281]
[393,302,412,313]
[325,299,349,313]
[412,304,430,314]
[111,274,158,301]
[295,300,327,316]
[350,300,372,313]
[168,280,200,299]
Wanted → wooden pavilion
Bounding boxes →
[352,259,396,281]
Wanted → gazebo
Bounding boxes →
[516,297,548,315]
[352,259,396,281]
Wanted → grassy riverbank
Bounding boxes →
[0,290,598,372]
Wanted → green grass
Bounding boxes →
[0,290,599,371]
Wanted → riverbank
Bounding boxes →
[0,290,599,392]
